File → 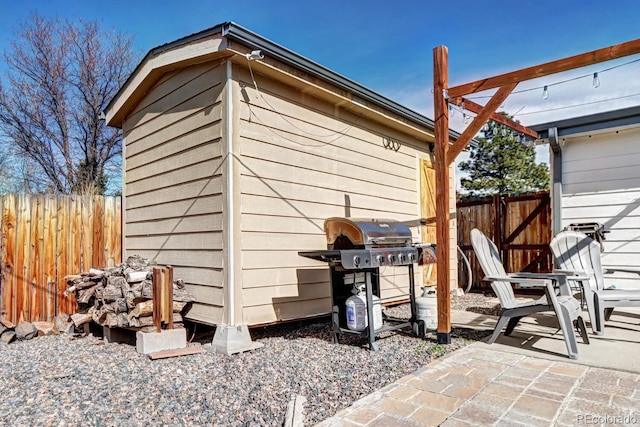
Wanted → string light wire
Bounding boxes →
[466,56,640,100]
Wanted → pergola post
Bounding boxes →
[433,45,451,344]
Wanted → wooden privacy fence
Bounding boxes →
[0,194,121,324]
[457,191,552,293]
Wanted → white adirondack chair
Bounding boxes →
[551,230,640,335]
[471,228,589,359]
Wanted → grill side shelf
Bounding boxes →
[298,250,342,263]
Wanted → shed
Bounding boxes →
[531,105,640,290]
[104,22,460,352]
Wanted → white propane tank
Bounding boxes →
[416,286,438,331]
[346,286,383,331]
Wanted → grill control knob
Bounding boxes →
[353,255,361,267]
[408,253,416,262]
[387,254,396,263]
[399,253,406,263]
[376,254,385,264]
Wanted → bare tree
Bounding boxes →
[0,14,136,194]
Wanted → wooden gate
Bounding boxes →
[457,191,552,293]
[0,194,122,324]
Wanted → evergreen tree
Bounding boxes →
[458,118,549,199]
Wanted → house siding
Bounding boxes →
[233,64,432,325]
[122,61,227,325]
[561,126,640,289]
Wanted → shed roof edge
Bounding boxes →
[105,21,462,141]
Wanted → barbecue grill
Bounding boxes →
[299,217,426,350]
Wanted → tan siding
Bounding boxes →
[243,298,332,325]
[127,126,223,171]
[127,158,224,195]
[170,265,223,287]
[131,249,224,269]
[127,63,224,130]
[126,213,223,235]
[236,65,431,325]
[242,282,331,307]
[184,302,223,326]
[241,177,417,215]
[127,187,222,214]
[126,231,223,251]
[240,150,416,203]
[187,282,225,306]
[122,60,226,325]
[242,267,329,289]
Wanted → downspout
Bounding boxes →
[208,59,263,355]
[225,60,236,325]
[549,127,563,235]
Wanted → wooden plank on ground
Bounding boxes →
[147,346,206,360]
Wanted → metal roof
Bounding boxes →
[106,21,462,140]
[530,105,640,140]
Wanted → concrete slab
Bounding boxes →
[136,328,187,355]
[452,307,640,373]
[320,301,640,426]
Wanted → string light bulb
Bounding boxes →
[463,113,470,125]
[542,85,549,100]
[593,72,600,88]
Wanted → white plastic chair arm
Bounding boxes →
[603,267,640,276]
[553,269,586,276]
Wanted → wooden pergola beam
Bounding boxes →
[448,38,640,98]
[449,97,539,140]
[446,84,516,165]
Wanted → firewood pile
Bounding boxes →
[64,255,195,331]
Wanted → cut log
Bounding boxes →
[101,284,123,302]
[87,268,105,277]
[109,275,129,291]
[129,313,182,328]
[126,270,149,283]
[114,298,128,314]
[76,285,99,304]
[128,300,187,320]
[71,311,94,327]
[67,259,192,332]
[129,281,143,297]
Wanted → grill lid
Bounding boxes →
[324,217,412,249]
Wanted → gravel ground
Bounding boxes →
[0,293,497,427]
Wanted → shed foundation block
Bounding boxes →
[136,328,187,355]
[205,324,263,355]
[103,326,136,344]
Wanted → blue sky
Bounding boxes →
[2,0,640,165]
